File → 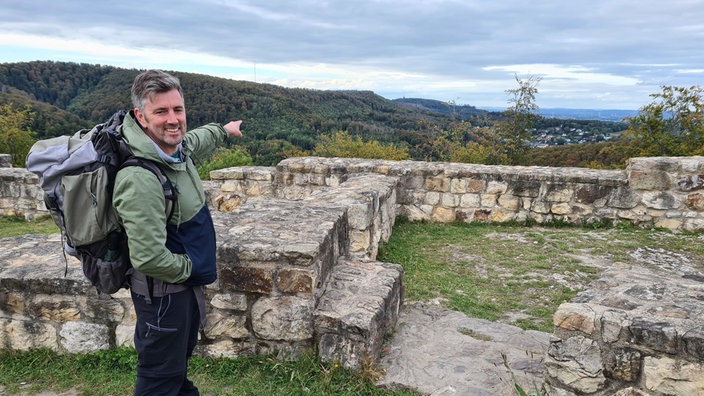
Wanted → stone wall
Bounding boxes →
[544,252,704,395]
[3,155,704,394]
[9,156,704,231]
[0,169,403,370]
[207,156,704,232]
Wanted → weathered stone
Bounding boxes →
[600,309,628,343]
[276,268,314,294]
[486,181,508,194]
[546,186,573,202]
[459,193,480,208]
[497,194,520,211]
[219,266,274,294]
[574,184,612,204]
[115,324,134,347]
[466,179,485,193]
[489,209,515,222]
[431,207,455,222]
[608,187,641,209]
[686,192,704,210]
[204,312,249,339]
[629,170,672,190]
[1,318,58,350]
[210,293,247,311]
[424,191,440,205]
[315,260,403,369]
[251,296,314,341]
[644,356,704,395]
[551,202,572,215]
[604,348,642,382]
[629,319,678,354]
[642,191,682,210]
[424,177,450,192]
[553,303,597,334]
[545,335,606,394]
[450,178,467,193]
[59,322,109,353]
[440,192,457,207]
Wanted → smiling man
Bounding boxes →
[113,69,242,396]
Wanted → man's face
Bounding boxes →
[135,88,187,155]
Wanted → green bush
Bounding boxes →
[197,146,253,179]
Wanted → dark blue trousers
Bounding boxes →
[131,288,201,396]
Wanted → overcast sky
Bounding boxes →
[1,0,703,110]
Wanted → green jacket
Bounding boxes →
[112,111,227,284]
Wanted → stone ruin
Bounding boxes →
[2,153,704,395]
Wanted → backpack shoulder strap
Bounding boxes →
[121,158,177,221]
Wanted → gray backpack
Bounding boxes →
[26,110,176,294]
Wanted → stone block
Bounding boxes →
[450,178,467,193]
[277,268,314,294]
[545,335,606,394]
[641,191,683,210]
[1,318,58,351]
[252,296,314,341]
[59,321,109,353]
[608,187,641,209]
[424,177,450,192]
[219,266,274,294]
[553,303,597,334]
[314,259,403,369]
[486,181,508,194]
[204,312,249,340]
[210,293,248,311]
[629,170,672,190]
[628,318,678,354]
[644,356,704,395]
[466,179,485,193]
[497,194,520,211]
[604,348,642,382]
[431,207,455,222]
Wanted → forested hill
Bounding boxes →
[1,61,465,164]
[0,60,626,166]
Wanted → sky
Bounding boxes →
[1,0,703,110]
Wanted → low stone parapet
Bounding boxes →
[544,250,704,395]
[305,174,400,259]
[0,181,404,369]
[0,154,11,168]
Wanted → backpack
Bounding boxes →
[26,110,176,294]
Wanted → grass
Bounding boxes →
[3,216,704,395]
[0,215,59,237]
[0,348,416,396]
[376,217,704,332]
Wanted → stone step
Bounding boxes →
[313,258,404,369]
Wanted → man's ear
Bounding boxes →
[134,108,146,129]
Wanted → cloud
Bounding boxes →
[1,0,703,109]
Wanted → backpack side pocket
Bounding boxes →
[61,167,120,246]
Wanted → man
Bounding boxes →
[113,69,242,396]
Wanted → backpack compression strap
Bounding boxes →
[120,158,177,221]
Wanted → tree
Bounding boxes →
[495,75,541,164]
[312,131,410,160]
[426,75,540,166]
[623,85,704,157]
[0,104,36,166]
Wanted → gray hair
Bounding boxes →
[131,70,183,112]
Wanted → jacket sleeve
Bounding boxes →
[113,166,192,283]
[184,123,228,161]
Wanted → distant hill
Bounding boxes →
[392,98,489,119]
[0,60,630,167]
[480,106,638,122]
